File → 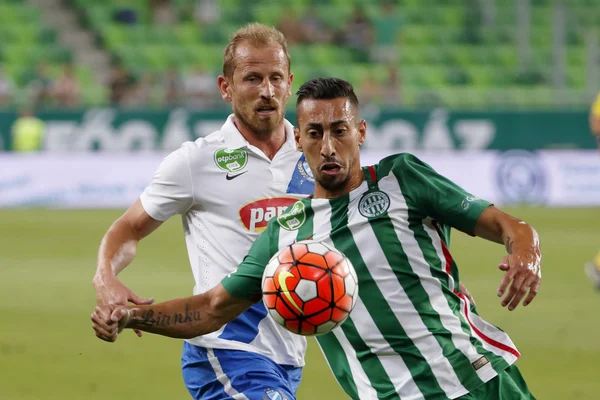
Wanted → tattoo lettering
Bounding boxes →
[132,303,201,328]
[504,236,513,254]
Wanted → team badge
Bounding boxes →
[358,190,390,218]
[300,159,314,181]
[286,154,315,195]
[277,201,306,231]
[214,148,248,172]
[263,388,287,400]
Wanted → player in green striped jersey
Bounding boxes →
[93,77,542,399]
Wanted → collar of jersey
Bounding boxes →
[221,114,296,153]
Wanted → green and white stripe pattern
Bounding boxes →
[225,153,520,399]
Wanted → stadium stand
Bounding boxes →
[0,0,597,109]
[0,0,103,106]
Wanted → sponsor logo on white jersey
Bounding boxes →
[239,197,298,232]
[214,148,248,172]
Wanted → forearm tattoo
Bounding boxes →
[131,303,201,329]
[504,235,513,254]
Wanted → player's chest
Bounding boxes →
[192,151,315,232]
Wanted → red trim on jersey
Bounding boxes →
[432,221,453,275]
[432,220,520,358]
[367,165,376,183]
[457,293,521,358]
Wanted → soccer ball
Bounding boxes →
[262,240,358,336]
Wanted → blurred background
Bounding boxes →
[1,0,599,399]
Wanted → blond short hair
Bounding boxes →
[222,23,291,78]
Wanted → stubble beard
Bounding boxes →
[233,105,284,137]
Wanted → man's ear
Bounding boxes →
[287,72,294,99]
[294,127,302,152]
[358,120,367,146]
[218,75,232,102]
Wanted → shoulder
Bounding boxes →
[169,130,227,163]
[374,152,424,178]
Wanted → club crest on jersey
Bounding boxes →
[239,197,298,232]
[214,147,248,172]
[359,190,390,218]
[263,388,287,400]
[286,154,315,195]
[277,201,306,231]
[298,158,314,182]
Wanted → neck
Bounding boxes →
[314,168,365,199]
[233,118,286,160]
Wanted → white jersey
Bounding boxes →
[140,115,314,367]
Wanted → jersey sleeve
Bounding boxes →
[392,153,492,234]
[139,144,195,221]
[221,226,275,301]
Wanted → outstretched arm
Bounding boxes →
[91,284,254,342]
[93,145,195,336]
[473,206,542,311]
[93,199,162,307]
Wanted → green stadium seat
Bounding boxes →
[494,6,517,26]
[567,46,586,66]
[468,66,501,87]
[435,27,464,46]
[103,26,126,47]
[307,45,354,65]
[434,6,464,25]
[420,67,447,87]
[173,24,201,44]
[446,67,472,86]
[445,45,478,66]
[401,26,435,46]
[14,0,589,108]
[492,46,519,67]
[316,4,353,31]
[401,7,428,24]
[566,66,586,88]
[530,27,553,48]
[531,6,553,25]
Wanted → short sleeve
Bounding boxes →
[392,154,492,234]
[592,93,600,117]
[221,227,275,301]
[140,144,194,221]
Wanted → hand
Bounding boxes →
[459,282,476,306]
[91,305,131,342]
[497,252,542,311]
[93,275,153,337]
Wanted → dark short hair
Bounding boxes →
[296,77,359,110]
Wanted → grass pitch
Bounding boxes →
[1,207,599,399]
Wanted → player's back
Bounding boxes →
[141,115,314,367]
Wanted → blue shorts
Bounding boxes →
[181,342,303,400]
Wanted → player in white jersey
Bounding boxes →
[92,24,314,399]
[93,77,542,399]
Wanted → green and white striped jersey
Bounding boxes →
[222,153,520,399]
